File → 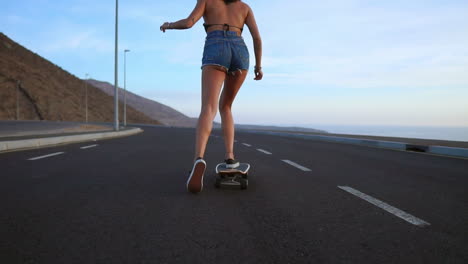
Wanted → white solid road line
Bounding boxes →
[257,149,272,155]
[338,186,431,227]
[281,160,311,171]
[80,144,98,149]
[242,143,252,147]
[28,152,65,161]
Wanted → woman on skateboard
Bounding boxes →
[160,0,263,193]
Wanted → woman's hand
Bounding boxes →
[254,67,263,80]
[160,22,171,33]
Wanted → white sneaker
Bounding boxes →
[186,158,206,193]
[225,159,240,169]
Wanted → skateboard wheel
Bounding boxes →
[240,178,248,190]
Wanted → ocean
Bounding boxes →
[301,124,468,142]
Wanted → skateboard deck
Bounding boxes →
[215,163,250,189]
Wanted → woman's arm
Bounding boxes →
[245,6,263,80]
[160,0,206,32]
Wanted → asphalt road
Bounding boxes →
[1,126,467,263]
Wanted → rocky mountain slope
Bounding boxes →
[86,79,197,127]
[0,32,159,125]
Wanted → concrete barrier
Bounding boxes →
[428,146,468,158]
[0,128,143,153]
[244,130,468,159]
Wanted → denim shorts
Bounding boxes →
[201,30,249,73]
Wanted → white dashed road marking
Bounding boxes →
[242,143,252,147]
[256,149,272,155]
[28,152,65,161]
[338,186,430,227]
[281,160,311,171]
[80,144,98,149]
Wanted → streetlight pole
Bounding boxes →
[113,0,119,131]
[124,49,130,127]
[85,73,89,123]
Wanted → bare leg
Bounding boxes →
[219,70,248,160]
[194,66,226,160]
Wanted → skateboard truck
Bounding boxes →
[215,163,250,190]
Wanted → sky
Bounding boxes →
[2,0,468,127]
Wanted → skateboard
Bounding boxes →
[215,163,250,190]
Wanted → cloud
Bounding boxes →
[146,90,200,117]
[121,6,164,25]
[254,0,468,89]
[163,40,204,66]
[263,42,468,89]
[4,15,31,25]
[39,30,113,53]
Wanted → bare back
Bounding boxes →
[160,0,262,78]
[203,0,249,34]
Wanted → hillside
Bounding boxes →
[0,32,160,125]
[86,79,197,127]
[86,80,329,133]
